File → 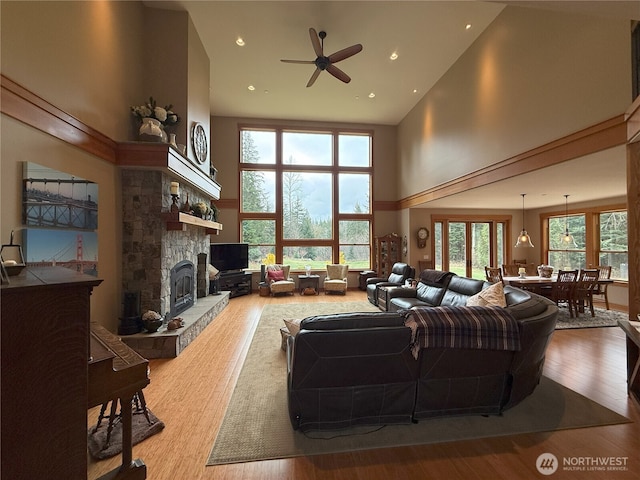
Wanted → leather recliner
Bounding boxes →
[366,262,415,306]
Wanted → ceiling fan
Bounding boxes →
[280,28,363,88]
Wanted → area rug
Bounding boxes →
[88,408,165,460]
[206,302,629,466]
[554,305,627,329]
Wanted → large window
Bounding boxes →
[547,213,586,270]
[543,206,628,280]
[240,127,372,271]
[599,211,628,280]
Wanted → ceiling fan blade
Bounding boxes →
[326,64,351,84]
[306,67,322,88]
[281,59,315,64]
[309,28,323,57]
[328,44,363,64]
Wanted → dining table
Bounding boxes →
[503,275,614,312]
[503,275,556,295]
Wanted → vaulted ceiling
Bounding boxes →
[153,1,639,209]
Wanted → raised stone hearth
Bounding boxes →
[121,291,230,358]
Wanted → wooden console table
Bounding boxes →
[1,267,102,479]
[618,320,640,404]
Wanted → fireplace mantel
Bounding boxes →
[162,211,222,235]
[117,142,221,199]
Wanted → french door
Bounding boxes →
[433,216,508,279]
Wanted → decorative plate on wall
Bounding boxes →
[191,122,208,164]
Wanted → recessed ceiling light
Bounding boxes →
[465,24,472,30]
[390,52,398,61]
[247,85,255,91]
[236,37,245,46]
[412,89,419,94]
[368,92,375,99]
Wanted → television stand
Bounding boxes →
[218,270,252,298]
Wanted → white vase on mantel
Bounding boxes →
[139,117,164,142]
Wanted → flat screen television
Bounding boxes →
[209,243,249,273]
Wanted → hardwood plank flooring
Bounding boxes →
[88,291,640,480]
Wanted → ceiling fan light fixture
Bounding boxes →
[280,28,363,88]
[515,193,534,248]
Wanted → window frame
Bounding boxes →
[239,125,374,271]
[431,214,511,278]
[540,203,628,281]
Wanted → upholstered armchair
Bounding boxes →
[324,264,349,295]
[266,265,295,296]
[366,262,415,306]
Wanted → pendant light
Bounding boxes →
[561,194,578,247]
[514,193,534,248]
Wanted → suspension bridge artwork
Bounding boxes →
[24,229,98,275]
[22,163,98,275]
[22,162,98,230]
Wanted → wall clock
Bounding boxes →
[191,122,208,165]
[417,227,429,249]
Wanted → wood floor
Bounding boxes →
[88,291,640,480]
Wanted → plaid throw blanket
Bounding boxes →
[403,306,521,359]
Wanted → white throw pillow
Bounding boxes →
[283,318,302,336]
[467,281,507,308]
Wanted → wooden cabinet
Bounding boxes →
[374,233,402,278]
[1,267,102,480]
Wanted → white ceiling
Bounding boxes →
[151,1,638,209]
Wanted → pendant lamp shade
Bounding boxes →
[561,194,578,247]
[515,194,534,248]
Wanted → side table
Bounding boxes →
[359,270,377,291]
[298,274,320,295]
[378,285,401,311]
[618,320,640,404]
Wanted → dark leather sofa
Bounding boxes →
[286,270,559,431]
[365,262,415,306]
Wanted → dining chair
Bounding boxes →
[484,266,503,284]
[592,265,612,310]
[551,270,579,318]
[502,264,520,277]
[522,263,538,276]
[574,269,600,317]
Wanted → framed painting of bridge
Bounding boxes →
[22,162,99,275]
[22,162,98,229]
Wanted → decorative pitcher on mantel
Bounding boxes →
[139,117,164,142]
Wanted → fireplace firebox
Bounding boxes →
[170,260,195,318]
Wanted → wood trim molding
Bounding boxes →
[372,200,398,211]
[626,94,640,143]
[398,114,627,209]
[1,74,118,163]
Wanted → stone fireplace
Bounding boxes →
[117,144,226,358]
[121,169,211,318]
